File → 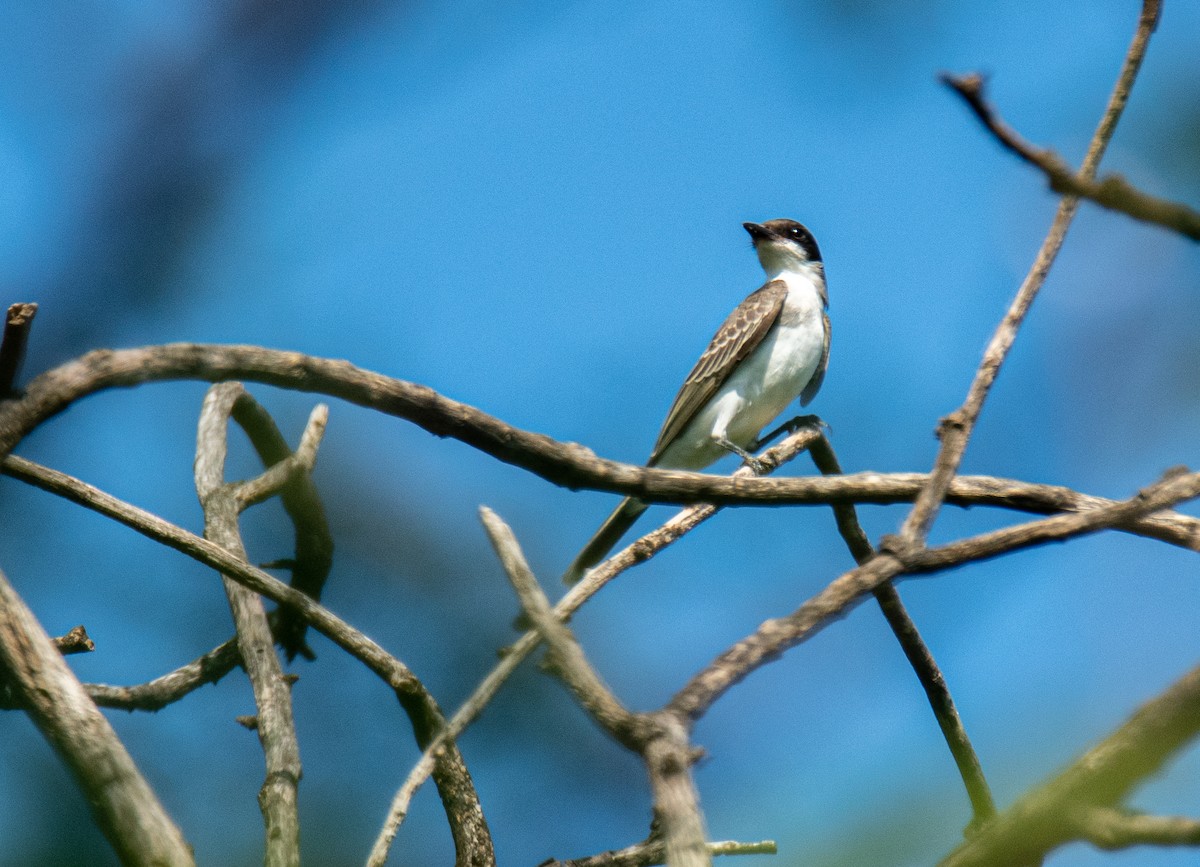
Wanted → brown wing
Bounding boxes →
[800,308,830,407]
[649,280,788,464]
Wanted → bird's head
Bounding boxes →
[743,219,822,277]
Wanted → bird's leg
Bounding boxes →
[713,435,771,475]
[752,414,829,451]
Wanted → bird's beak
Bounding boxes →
[743,222,769,242]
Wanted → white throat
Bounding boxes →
[755,241,823,286]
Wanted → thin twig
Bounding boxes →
[195,383,306,867]
[229,395,334,661]
[940,9,1195,243]
[544,838,777,867]
[480,509,712,867]
[85,638,242,712]
[480,508,642,746]
[900,0,1163,548]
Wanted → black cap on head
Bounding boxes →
[743,219,821,263]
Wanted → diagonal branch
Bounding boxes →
[900,0,1163,549]
[540,838,777,867]
[480,509,710,867]
[368,425,824,857]
[941,68,1199,242]
[86,638,242,712]
[0,565,193,865]
[668,466,1200,723]
[940,661,1200,866]
[807,435,995,825]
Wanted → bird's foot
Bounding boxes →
[742,455,772,475]
[752,414,830,452]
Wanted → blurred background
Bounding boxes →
[2,1,1199,864]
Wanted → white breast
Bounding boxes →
[656,267,827,470]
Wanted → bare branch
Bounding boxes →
[371,425,823,856]
[940,8,1196,242]
[479,509,713,867]
[0,451,495,865]
[669,466,1200,722]
[86,637,242,712]
[1070,807,1200,850]
[0,566,193,865]
[196,383,303,867]
[901,0,1163,547]
[0,302,37,395]
[903,467,1200,573]
[229,393,334,661]
[941,662,1200,866]
[807,436,995,825]
[5,345,1200,561]
[480,508,642,745]
[544,838,777,867]
[642,712,710,867]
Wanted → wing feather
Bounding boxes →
[800,308,831,406]
[649,280,788,464]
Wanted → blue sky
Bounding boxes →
[2,2,1200,864]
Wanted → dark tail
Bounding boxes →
[562,497,649,584]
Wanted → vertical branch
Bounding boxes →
[0,566,193,866]
[195,383,308,867]
[0,303,37,395]
[899,0,1161,548]
[229,396,334,661]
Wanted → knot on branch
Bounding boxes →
[877,533,917,563]
[936,409,969,441]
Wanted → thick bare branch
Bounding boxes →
[0,566,193,865]
[4,345,1199,558]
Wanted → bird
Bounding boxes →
[562,218,830,584]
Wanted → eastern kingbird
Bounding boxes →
[563,218,830,584]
